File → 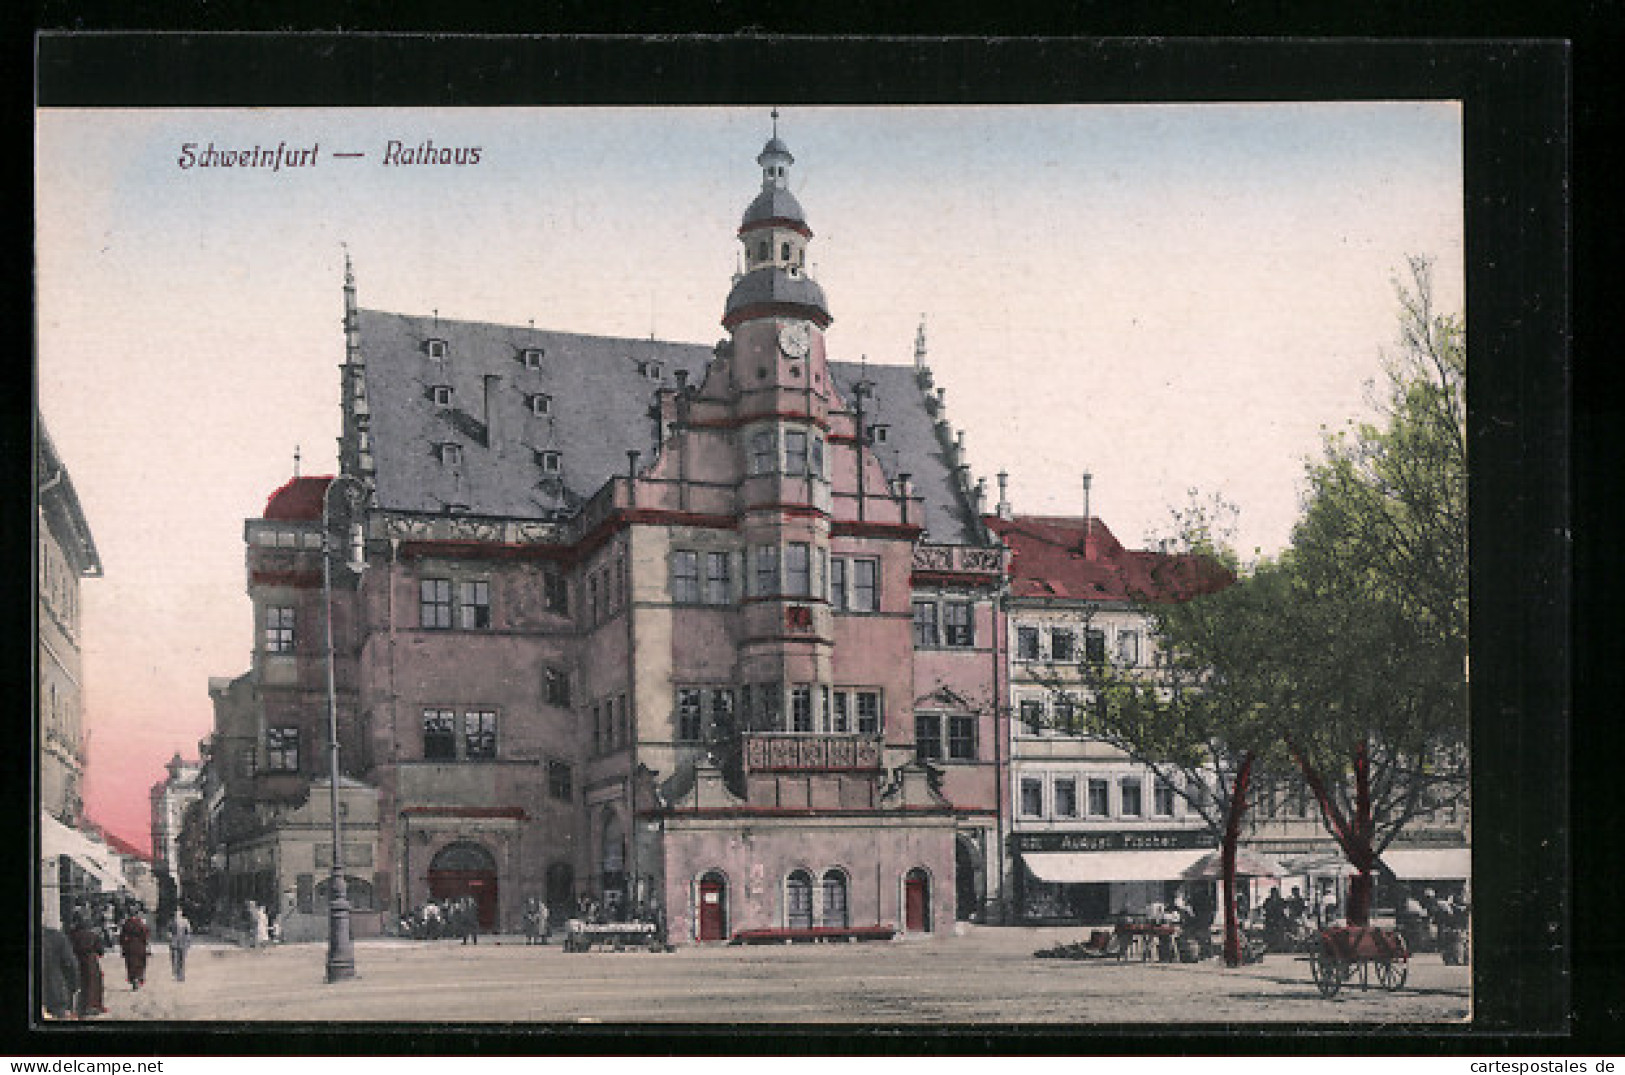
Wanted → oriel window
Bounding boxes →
[264,606,296,653]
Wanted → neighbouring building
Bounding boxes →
[984,507,1234,924]
[200,124,1006,941]
[38,415,110,927]
[150,752,204,879]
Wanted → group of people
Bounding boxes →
[41,901,195,1020]
[1398,886,1471,960]
[521,897,552,944]
[402,896,483,943]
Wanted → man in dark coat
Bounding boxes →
[41,925,79,1019]
[67,914,106,1017]
[119,910,151,989]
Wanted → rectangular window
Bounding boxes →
[1050,629,1076,662]
[1085,628,1108,666]
[544,570,570,615]
[440,443,463,465]
[1154,778,1177,817]
[750,431,776,475]
[810,436,824,477]
[420,579,453,629]
[1118,630,1141,666]
[427,338,448,359]
[588,574,600,624]
[264,606,296,653]
[459,580,491,629]
[523,349,544,370]
[851,559,878,612]
[1054,778,1079,818]
[548,760,573,801]
[422,709,456,760]
[784,430,808,475]
[1020,778,1044,818]
[671,550,701,603]
[1019,699,1045,735]
[912,600,939,647]
[948,715,977,760]
[677,688,704,742]
[1088,778,1111,817]
[1120,778,1143,817]
[591,704,602,756]
[432,385,452,407]
[832,691,850,734]
[856,691,881,735]
[791,686,813,733]
[1017,625,1041,660]
[711,688,734,735]
[531,394,551,416]
[705,551,731,604]
[759,685,781,732]
[265,726,299,771]
[544,667,570,707]
[915,714,943,761]
[754,546,780,596]
[943,602,974,647]
[830,558,847,610]
[785,543,811,597]
[1052,694,1076,731]
[463,710,497,759]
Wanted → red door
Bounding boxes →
[429,869,499,929]
[905,871,930,932]
[698,876,727,941]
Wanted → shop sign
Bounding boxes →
[1009,829,1217,853]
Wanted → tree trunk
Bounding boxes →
[1221,752,1255,966]
[1291,739,1377,927]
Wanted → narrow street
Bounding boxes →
[76,926,1471,1026]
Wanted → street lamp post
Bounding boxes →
[321,474,369,983]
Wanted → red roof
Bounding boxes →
[262,476,334,521]
[984,514,1233,604]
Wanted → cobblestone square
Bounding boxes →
[76,926,1471,1027]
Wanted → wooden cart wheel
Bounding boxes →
[1375,957,1408,991]
[1309,951,1343,997]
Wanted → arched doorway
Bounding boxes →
[905,867,932,932]
[428,841,499,929]
[545,861,574,919]
[785,869,814,929]
[820,868,850,928]
[697,870,728,942]
[955,834,982,921]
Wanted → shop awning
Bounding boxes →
[1380,848,1471,881]
[40,813,127,892]
[1023,849,1211,884]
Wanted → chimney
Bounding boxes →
[996,470,1012,519]
[483,375,502,453]
[974,477,987,516]
[1082,472,1099,559]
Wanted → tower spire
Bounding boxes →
[771,107,780,139]
[914,315,928,371]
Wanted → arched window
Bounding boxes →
[600,811,625,876]
[785,868,814,930]
[820,868,849,928]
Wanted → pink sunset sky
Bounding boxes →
[34,104,1463,850]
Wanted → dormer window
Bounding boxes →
[439,443,463,465]
[538,450,562,474]
[635,360,664,381]
[426,338,448,360]
[530,393,552,417]
[869,424,890,444]
[432,385,452,407]
[522,348,544,370]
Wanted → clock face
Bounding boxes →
[778,321,811,359]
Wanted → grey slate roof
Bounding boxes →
[742,187,808,230]
[723,267,830,323]
[357,309,712,519]
[827,362,981,546]
[356,308,982,544]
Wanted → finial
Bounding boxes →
[293,444,302,478]
[771,107,780,138]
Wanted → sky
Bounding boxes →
[34,104,1463,849]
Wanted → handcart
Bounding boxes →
[1304,924,1409,997]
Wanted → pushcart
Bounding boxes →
[1305,924,1409,997]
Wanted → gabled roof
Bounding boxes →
[828,362,981,546]
[262,476,332,521]
[986,514,1233,604]
[356,310,713,519]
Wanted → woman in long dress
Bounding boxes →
[118,910,150,989]
[67,914,106,1017]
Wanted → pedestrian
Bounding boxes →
[522,898,541,945]
[118,908,151,990]
[537,899,550,943]
[41,924,79,1020]
[67,912,107,1018]
[1262,889,1288,951]
[169,909,192,981]
[252,902,270,948]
